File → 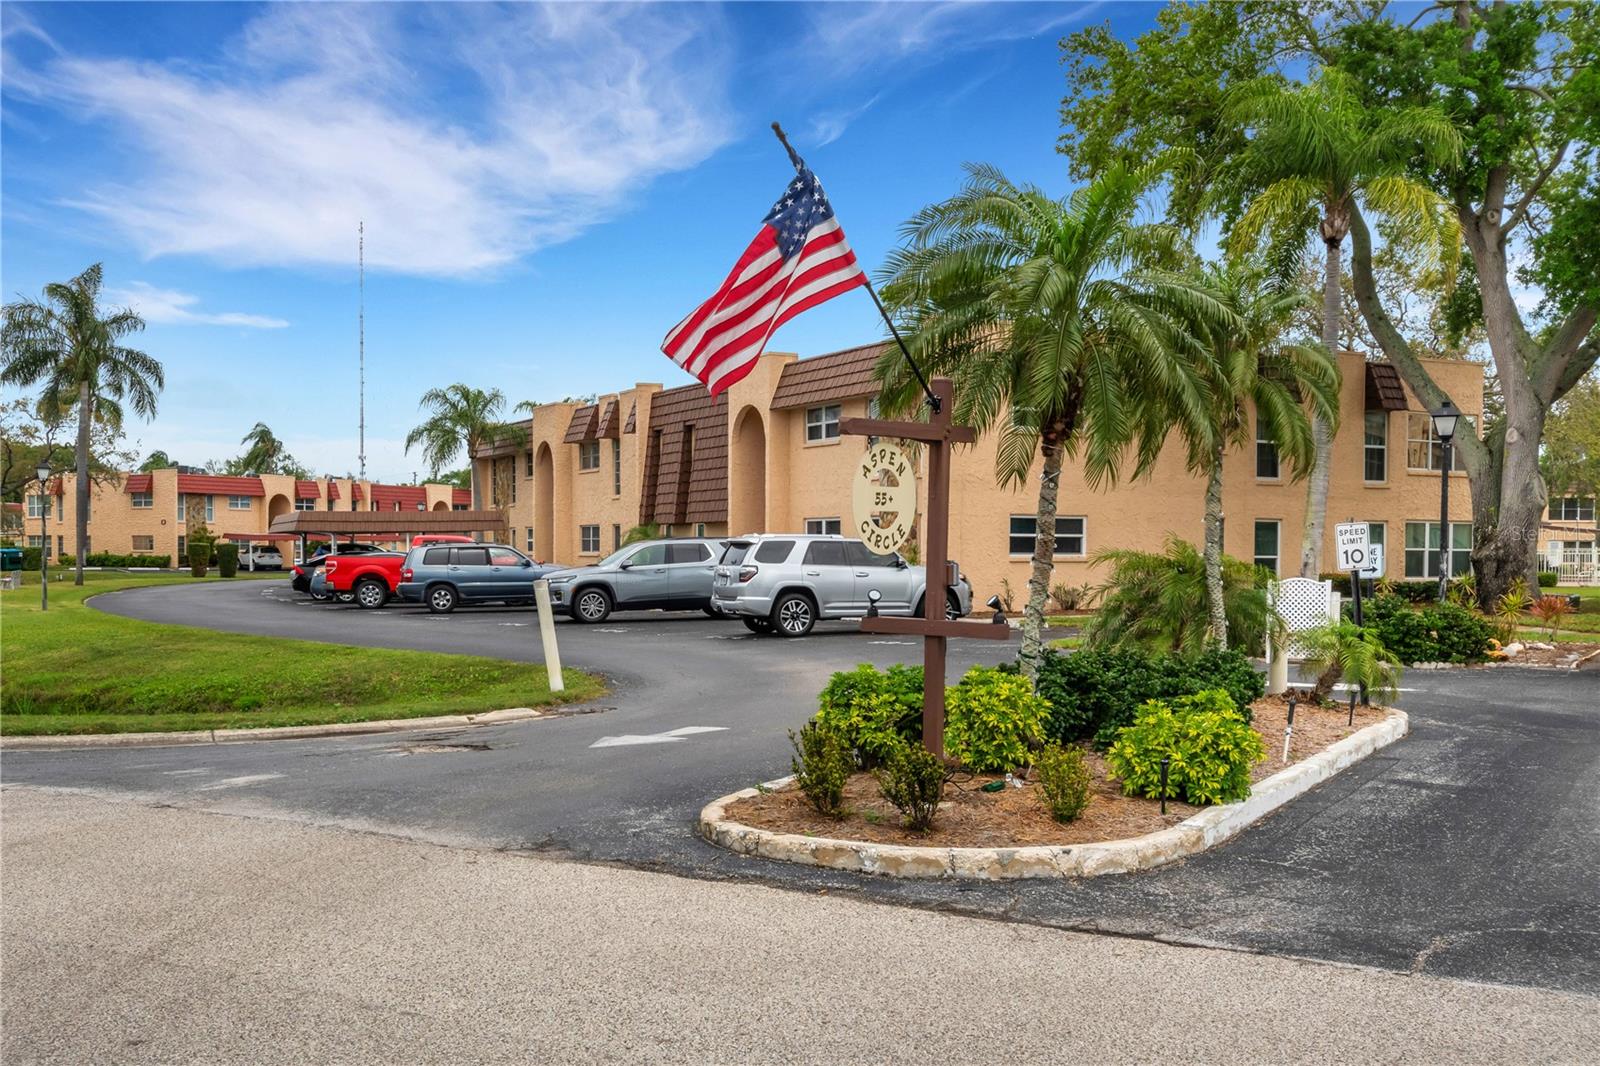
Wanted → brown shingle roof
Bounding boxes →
[639,383,727,525]
[596,399,621,440]
[562,404,599,444]
[1365,362,1410,411]
[770,342,888,410]
[623,402,637,434]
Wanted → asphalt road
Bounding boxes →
[5,579,1598,996]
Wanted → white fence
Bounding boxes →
[1267,577,1341,662]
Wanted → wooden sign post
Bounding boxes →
[841,377,1012,757]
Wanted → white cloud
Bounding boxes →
[5,3,733,277]
[106,282,288,329]
[808,93,883,148]
[805,1,1104,78]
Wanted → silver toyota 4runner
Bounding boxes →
[712,534,973,637]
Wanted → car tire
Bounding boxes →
[310,586,330,602]
[335,589,356,604]
[572,587,612,624]
[914,591,963,620]
[741,616,773,634]
[771,592,816,638]
[355,578,387,609]
[426,584,458,614]
[702,606,722,618]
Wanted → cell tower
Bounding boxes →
[358,220,366,481]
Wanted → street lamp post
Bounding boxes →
[35,463,51,612]
[1430,401,1460,603]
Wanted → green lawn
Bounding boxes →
[1,574,602,735]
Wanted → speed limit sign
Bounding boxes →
[1335,522,1371,572]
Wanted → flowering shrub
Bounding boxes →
[945,666,1048,773]
[1104,690,1265,806]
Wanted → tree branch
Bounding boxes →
[1533,306,1600,406]
[1501,139,1568,238]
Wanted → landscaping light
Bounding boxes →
[1159,755,1171,815]
[1348,689,1357,727]
[866,588,881,618]
[1429,399,1460,442]
[986,593,1006,625]
[1283,696,1297,765]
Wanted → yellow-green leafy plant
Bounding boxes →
[1494,578,1531,643]
[1104,689,1265,806]
[945,666,1048,773]
[875,739,948,832]
[814,663,923,766]
[789,723,852,817]
[1034,743,1092,823]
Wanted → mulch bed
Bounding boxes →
[725,696,1391,849]
[1487,642,1600,668]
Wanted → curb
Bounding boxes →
[0,707,550,750]
[699,711,1409,880]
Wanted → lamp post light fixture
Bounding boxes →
[1430,400,1460,603]
[35,462,51,612]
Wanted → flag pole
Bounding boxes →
[770,122,941,414]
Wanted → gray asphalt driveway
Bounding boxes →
[4,579,1597,995]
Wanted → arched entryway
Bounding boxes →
[534,443,555,563]
[266,493,292,525]
[431,500,447,511]
[728,406,767,537]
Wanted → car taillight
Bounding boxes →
[738,565,758,583]
[325,560,337,574]
[401,568,413,581]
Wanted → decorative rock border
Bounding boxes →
[700,710,1408,880]
[0,707,550,750]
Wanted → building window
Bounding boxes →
[695,523,706,537]
[1405,521,1472,579]
[1551,496,1596,522]
[578,441,601,470]
[1008,515,1086,557]
[177,534,186,560]
[132,535,154,552]
[453,502,468,511]
[26,535,42,548]
[26,495,45,518]
[805,404,841,443]
[131,491,154,509]
[525,450,534,479]
[580,524,600,554]
[613,523,622,550]
[1406,413,1471,472]
[230,495,253,510]
[526,528,535,554]
[294,497,315,511]
[611,440,622,496]
[1255,419,1280,479]
[1253,520,1281,576]
[805,517,842,536]
[1363,411,1388,482]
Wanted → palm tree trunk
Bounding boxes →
[1019,432,1067,682]
[74,379,91,586]
[1299,234,1340,578]
[1204,440,1227,649]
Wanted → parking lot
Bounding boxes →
[5,578,1598,996]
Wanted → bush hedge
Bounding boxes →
[1028,646,1264,748]
[21,547,41,571]
[187,541,209,578]
[1104,689,1265,806]
[217,542,239,578]
[1363,594,1494,664]
[814,663,923,766]
[1537,570,1559,588]
[945,666,1048,773]
[51,552,174,569]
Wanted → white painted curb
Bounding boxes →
[0,707,550,750]
[699,711,1408,880]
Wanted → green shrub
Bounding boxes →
[789,723,852,817]
[187,541,209,578]
[1104,689,1265,806]
[1034,743,1092,823]
[217,543,239,578]
[1537,570,1559,588]
[20,547,41,571]
[1365,594,1493,664]
[1299,622,1402,702]
[1028,645,1263,748]
[945,666,1047,773]
[814,663,923,766]
[875,740,947,831]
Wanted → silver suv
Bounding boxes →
[543,538,725,623]
[712,534,972,637]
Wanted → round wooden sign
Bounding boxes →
[851,443,916,555]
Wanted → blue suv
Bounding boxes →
[397,543,562,613]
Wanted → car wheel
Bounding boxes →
[573,587,612,624]
[702,606,722,618]
[355,578,387,609]
[913,592,964,620]
[335,589,356,604]
[741,616,773,634]
[427,584,458,614]
[772,593,815,638]
[310,587,330,602]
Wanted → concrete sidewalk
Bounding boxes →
[3,787,1594,1065]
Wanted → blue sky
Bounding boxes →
[2,1,1159,481]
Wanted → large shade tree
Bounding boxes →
[1,263,161,584]
[876,163,1227,679]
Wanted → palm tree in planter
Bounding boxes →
[1085,536,1271,656]
[1,263,161,585]
[404,385,526,513]
[1225,68,1461,578]
[876,163,1228,679]
[1171,262,1340,649]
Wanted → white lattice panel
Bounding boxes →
[1268,577,1338,661]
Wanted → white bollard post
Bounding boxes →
[533,578,564,693]
[1267,637,1289,696]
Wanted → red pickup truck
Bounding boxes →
[323,535,477,609]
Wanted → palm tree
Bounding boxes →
[237,422,288,474]
[403,384,524,513]
[1,264,161,585]
[1172,263,1340,648]
[139,449,173,471]
[877,164,1229,679]
[1225,68,1462,577]
[1084,536,1271,656]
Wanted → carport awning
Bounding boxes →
[267,510,508,536]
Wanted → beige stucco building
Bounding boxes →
[20,471,471,564]
[474,345,1486,603]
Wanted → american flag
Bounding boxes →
[662,166,867,395]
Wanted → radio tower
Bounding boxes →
[358,220,366,481]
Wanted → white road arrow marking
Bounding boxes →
[194,773,284,791]
[589,726,728,748]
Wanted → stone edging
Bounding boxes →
[0,707,549,750]
[699,711,1408,880]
